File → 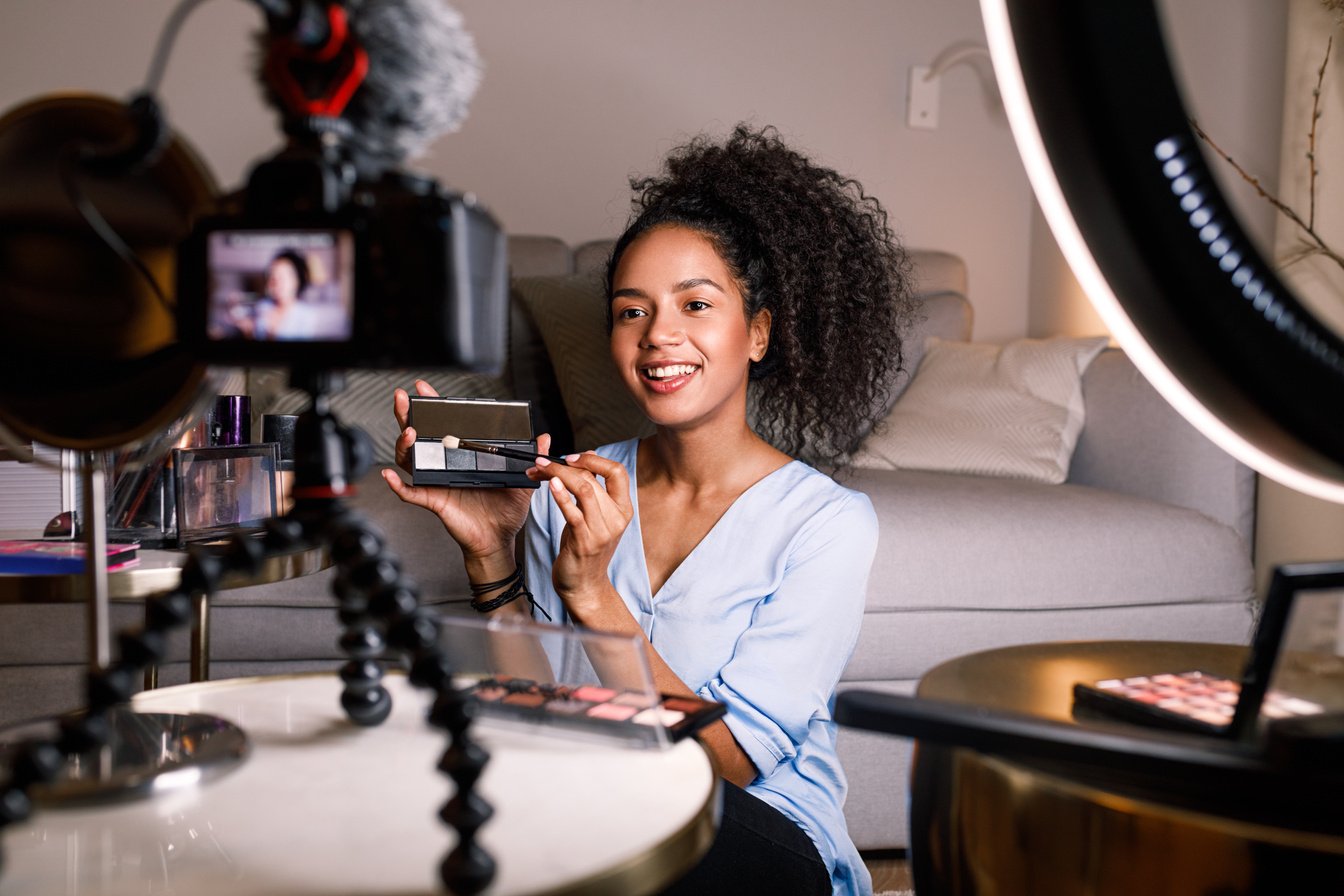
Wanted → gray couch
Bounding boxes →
[0,235,1256,852]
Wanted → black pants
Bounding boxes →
[658,780,831,896]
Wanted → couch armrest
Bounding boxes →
[1069,348,1256,544]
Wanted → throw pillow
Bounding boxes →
[853,335,1110,484]
[511,273,654,452]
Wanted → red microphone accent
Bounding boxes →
[263,4,369,118]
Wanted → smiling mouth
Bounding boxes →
[641,363,700,382]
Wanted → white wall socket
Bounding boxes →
[906,65,939,130]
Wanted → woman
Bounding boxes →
[250,248,346,341]
[383,125,913,895]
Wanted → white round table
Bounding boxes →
[0,674,720,895]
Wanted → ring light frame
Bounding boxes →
[981,0,1344,503]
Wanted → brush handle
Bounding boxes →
[456,439,569,466]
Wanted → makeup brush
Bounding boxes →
[441,435,570,466]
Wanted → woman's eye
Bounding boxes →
[616,306,645,320]
[685,300,710,312]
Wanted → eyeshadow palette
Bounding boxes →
[463,677,727,749]
[1072,670,1325,736]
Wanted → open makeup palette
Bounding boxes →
[438,615,726,749]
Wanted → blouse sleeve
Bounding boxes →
[701,490,878,781]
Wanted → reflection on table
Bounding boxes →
[1,673,720,896]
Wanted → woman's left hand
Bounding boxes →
[532,452,634,616]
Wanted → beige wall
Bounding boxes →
[7,0,1332,581]
[1255,0,1344,594]
[0,0,1033,341]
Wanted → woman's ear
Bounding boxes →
[749,308,772,362]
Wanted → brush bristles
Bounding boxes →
[441,435,462,449]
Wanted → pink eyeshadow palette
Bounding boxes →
[463,677,727,748]
[1072,670,1325,735]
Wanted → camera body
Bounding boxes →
[176,147,508,372]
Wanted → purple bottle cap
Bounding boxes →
[212,395,252,446]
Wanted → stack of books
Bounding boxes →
[0,540,140,575]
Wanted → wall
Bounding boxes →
[0,0,1031,342]
[1255,0,1344,594]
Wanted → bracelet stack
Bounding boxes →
[468,567,551,620]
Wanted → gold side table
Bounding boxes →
[910,640,1344,895]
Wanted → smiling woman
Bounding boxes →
[384,123,916,896]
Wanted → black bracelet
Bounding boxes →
[469,567,523,597]
[470,574,528,612]
[468,570,553,622]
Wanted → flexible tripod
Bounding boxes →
[0,370,495,894]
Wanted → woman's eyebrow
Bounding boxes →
[676,277,725,294]
[611,278,725,300]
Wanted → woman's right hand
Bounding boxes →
[380,380,544,564]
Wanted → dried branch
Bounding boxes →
[1308,36,1332,228]
[1188,36,1343,277]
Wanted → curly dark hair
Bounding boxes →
[606,124,916,469]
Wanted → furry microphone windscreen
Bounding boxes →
[254,0,482,175]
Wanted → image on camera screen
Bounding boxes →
[205,229,355,343]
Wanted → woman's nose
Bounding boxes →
[641,311,685,348]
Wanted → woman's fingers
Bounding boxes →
[535,454,632,547]
[382,467,432,508]
[568,452,633,518]
[394,424,418,473]
[414,379,439,397]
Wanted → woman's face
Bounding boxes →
[609,225,770,432]
[266,258,301,305]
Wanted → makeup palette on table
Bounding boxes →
[437,613,727,750]
[461,676,726,748]
[1072,670,1325,736]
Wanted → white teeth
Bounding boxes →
[646,364,697,379]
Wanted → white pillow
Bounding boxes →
[853,335,1110,483]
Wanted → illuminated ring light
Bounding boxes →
[982,0,1344,503]
[0,93,217,450]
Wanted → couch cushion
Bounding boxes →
[855,336,1108,483]
[257,369,511,467]
[511,272,654,452]
[848,467,1253,614]
[507,234,573,277]
[891,292,973,405]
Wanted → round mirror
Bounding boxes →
[982,0,1344,503]
[0,93,217,451]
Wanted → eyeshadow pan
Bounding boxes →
[502,693,545,707]
[587,703,639,721]
[544,699,594,716]
[571,686,618,703]
[632,708,685,727]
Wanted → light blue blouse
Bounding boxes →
[524,438,877,896]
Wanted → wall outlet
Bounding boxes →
[906,65,939,130]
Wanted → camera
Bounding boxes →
[176,150,508,372]
[174,0,507,375]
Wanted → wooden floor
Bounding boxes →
[863,851,914,893]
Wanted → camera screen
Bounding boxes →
[204,229,355,343]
